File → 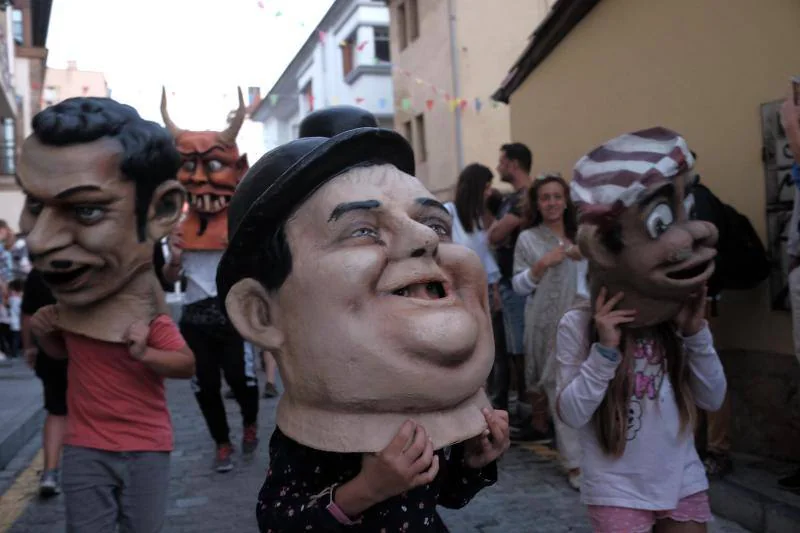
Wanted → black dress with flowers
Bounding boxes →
[256,428,497,532]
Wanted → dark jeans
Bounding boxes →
[180,299,259,446]
[487,309,510,411]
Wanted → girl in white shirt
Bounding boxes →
[556,287,726,533]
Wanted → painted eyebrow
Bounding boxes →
[54,185,103,200]
[416,197,449,215]
[328,200,381,222]
[637,183,675,208]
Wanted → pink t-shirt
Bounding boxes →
[63,314,186,452]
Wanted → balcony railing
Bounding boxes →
[0,29,14,118]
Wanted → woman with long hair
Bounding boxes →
[445,163,509,410]
[511,173,587,489]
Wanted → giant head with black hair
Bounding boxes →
[18,97,185,342]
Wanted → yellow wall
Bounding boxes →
[457,0,552,187]
[508,0,800,355]
[390,0,458,195]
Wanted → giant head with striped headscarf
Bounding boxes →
[570,127,718,327]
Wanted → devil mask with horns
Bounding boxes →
[161,87,249,250]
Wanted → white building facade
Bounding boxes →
[251,0,394,151]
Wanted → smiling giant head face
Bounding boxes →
[571,127,718,327]
[219,107,494,452]
[18,97,184,314]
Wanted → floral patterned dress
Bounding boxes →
[257,428,497,532]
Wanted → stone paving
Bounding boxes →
[4,371,750,532]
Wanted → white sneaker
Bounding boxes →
[39,469,61,497]
[568,469,582,491]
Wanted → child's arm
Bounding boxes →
[125,320,195,379]
[683,322,727,412]
[29,305,68,359]
[555,312,621,429]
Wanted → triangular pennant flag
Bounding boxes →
[257,1,264,9]
[491,101,500,109]
[318,31,327,43]
[332,96,340,105]
[355,97,365,104]
[475,97,482,112]
[401,98,411,111]
[379,97,387,109]
[444,93,451,101]
[459,98,468,111]
[339,40,348,47]
[357,41,368,51]
[426,99,434,110]
[275,10,282,16]
[448,99,458,112]
[269,94,279,106]
[415,78,424,85]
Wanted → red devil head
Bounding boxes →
[161,87,249,250]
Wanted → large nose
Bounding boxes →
[662,221,718,264]
[389,218,439,260]
[25,208,72,262]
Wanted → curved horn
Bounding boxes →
[160,86,184,137]
[219,86,246,144]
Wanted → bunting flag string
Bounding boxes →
[257,62,504,114]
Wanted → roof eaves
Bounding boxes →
[491,0,602,104]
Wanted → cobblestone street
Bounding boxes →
[4,373,748,533]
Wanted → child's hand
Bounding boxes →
[357,420,439,503]
[30,305,60,338]
[124,321,149,360]
[464,408,510,469]
[675,285,708,336]
[594,287,637,348]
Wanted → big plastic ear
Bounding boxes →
[147,181,186,241]
[576,225,617,270]
[225,278,285,352]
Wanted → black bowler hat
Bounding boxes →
[216,106,415,303]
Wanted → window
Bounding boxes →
[396,3,407,51]
[341,32,356,76]
[301,81,314,113]
[403,120,413,146]
[414,113,427,162]
[43,86,57,106]
[11,10,23,45]
[408,0,419,41]
[374,27,390,62]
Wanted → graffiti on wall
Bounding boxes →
[762,99,796,311]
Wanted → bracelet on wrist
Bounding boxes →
[326,483,360,525]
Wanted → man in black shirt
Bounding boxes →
[21,268,63,497]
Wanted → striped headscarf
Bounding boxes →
[570,127,694,225]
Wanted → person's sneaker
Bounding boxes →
[778,468,800,492]
[567,468,582,491]
[214,444,234,473]
[242,424,259,456]
[262,382,279,399]
[39,469,61,497]
[224,389,236,399]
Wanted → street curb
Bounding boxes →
[710,476,800,533]
[0,404,44,472]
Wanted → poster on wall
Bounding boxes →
[761,99,796,311]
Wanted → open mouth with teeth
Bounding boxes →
[41,265,91,286]
[188,193,231,214]
[666,261,712,280]
[392,281,448,300]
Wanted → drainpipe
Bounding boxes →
[447,0,464,171]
